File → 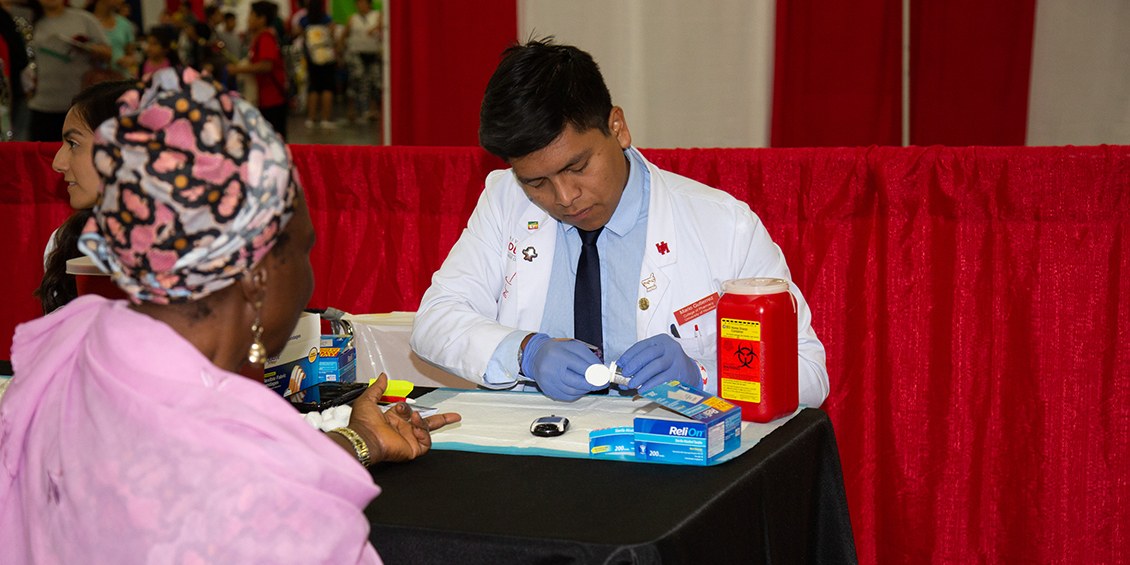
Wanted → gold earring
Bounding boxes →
[248,300,266,365]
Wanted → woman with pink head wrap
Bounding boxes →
[0,68,458,564]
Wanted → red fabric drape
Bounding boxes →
[771,0,902,147]
[910,0,1037,146]
[163,0,205,22]
[644,145,1130,564]
[0,142,77,358]
[389,0,516,146]
[289,145,504,311]
[3,142,1129,564]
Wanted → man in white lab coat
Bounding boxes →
[411,39,829,406]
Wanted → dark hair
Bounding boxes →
[203,5,218,20]
[250,0,278,23]
[306,0,326,21]
[71,79,135,134]
[479,37,613,162]
[28,0,44,23]
[148,26,183,66]
[34,210,93,313]
[33,80,135,313]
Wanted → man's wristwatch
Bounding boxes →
[517,333,536,377]
[517,339,527,377]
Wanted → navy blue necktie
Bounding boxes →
[575,227,604,361]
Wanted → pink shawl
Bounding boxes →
[0,296,382,564]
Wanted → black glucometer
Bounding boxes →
[530,415,569,437]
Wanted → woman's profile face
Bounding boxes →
[259,194,317,358]
[52,108,102,209]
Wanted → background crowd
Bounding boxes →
[0,0,383,142]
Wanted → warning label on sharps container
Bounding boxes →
[720,318,761,340]
[719,318,761,402]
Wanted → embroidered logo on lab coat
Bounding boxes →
[656,241,670,255]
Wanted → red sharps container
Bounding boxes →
[717,278,798,423]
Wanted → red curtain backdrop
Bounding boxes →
[389,0,517,146]
[290,145,505,310]
[3,143,1129,565]
[1,143,78,356]
[910,0,1037,146]
[771,0,903,147]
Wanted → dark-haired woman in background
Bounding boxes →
[87,0,136,77]
[36,79,134,313]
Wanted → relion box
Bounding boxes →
[589,382,742,465]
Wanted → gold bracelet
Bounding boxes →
[331,427,371,467]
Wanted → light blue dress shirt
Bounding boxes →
[484,148,651,393]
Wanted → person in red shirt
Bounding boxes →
[230,1,287,138]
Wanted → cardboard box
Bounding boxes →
[588,382,742,465]
[309,335,357,402]
[588,427,635,460]
[265,313,357,403]
[264,313,321,398]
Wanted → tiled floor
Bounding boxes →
[283,113,385,146]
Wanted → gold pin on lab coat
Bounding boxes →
[638,298,650,311]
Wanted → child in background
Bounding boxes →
[216,11,243,61]
[215,11,243,91]
[298,0,337,128]
[342,0,381,126]
[229,1,288,138]
[142,28,178,80]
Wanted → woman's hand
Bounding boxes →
[345,373,461,463]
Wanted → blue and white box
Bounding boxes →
[588,382,742,465]
[265,312,321,398]
[588,427,635,460]
[634,382,742,465]
[265,313,357,403]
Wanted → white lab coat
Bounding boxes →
[411,148,830,407]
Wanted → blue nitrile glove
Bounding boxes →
[618,334,701,393]
[521,333,603,401]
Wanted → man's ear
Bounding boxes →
[609,106,632,149]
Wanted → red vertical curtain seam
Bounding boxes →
[910,0,1037,146]
[389,0,516,146]
[771,0,902,148]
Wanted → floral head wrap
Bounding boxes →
[79,67,299,304]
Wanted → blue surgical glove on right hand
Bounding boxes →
[521,333,603,401]
[617,334,701,393]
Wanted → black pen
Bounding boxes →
[670,323,681,338]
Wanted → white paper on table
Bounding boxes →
[418,388,803,464]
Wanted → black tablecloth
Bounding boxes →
[364,407,857,565]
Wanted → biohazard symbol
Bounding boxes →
[734,341,758,369]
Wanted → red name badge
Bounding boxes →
[674,293,720,326]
